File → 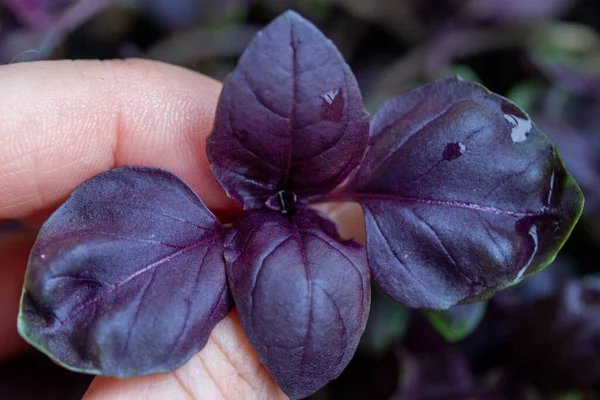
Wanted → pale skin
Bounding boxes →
[0,59,365,400]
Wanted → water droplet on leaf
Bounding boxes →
[546,170,556,207]
[513,217,540,283]
[320,88,344,122]
[504,114,532,143]
[544,166,565,209]
[443,142,466,161]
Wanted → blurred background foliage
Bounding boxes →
[1,0,600,399]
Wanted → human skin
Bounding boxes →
[0,59,364,400]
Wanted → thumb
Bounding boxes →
[82,310,287,400]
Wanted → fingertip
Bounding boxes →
[0,59,238,219]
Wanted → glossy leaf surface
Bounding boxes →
[224,208,370,399]
[207,10,369,210]
[19,167,231,376]
[347,77,584,309]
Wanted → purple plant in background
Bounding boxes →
[17,10,583,399]
[465,0,574,22]
[3,0,74,28]
[510,276,600,391]
[0,0,115,63]
[144,0,201,29]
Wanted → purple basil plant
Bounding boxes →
[17,10,584,399]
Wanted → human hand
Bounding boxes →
[0,59,363,399]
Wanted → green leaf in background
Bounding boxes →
[434,64,481,83]
[531,22,600,77]
[552,392,584,400]
[361,288,410,355]
[423,301,487,342]
[297,0,333,20]
[506,80,547,110]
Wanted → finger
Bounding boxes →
[0,229,36,361]
[83,311,287,400]
[313,201,366,244]
[0,59,240,219]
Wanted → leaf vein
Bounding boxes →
[305,232,366,311]
[47,239,208,333]
[353,193,553,219]
[368,98,473,177]
[370,213,447,304]
[411,210,474,285]
[249,237,294,335]
[313,282,348,367]
[478,213,511,267]
[86,201,207,230]
[482,152,545,202]
[282,22,298,185]
[169,249,210,356]
[118,267,158,363]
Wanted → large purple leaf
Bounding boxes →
[206,10,369,210]
[18,166,231,376]
[224,208,370,399]
[346,77,583,309]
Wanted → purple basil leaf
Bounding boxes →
[206,10,369,210]
[224,208,371,399]
[18,166,231,376]
[346,76,584,309]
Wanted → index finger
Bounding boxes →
[0,59,239,219]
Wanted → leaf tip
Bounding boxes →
[276,9,306,23]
